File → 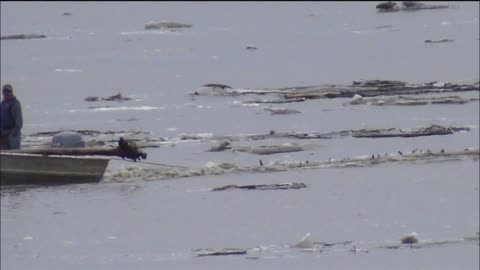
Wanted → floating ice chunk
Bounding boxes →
[144,20,192,30]
[352,94,363,100]
[264,107,301,115]
[293,233,313,249]
[400,232,419,244]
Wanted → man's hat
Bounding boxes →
[2,84,13,93]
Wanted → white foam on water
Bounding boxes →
[69,106,162,113]
[55,68,82,72]
[93,106,160,112]
[120,30,180,35]
[242,103,259,107]
[293,233,313,249]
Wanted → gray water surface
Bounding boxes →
[1,2,479,269]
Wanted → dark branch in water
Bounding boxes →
[84,93,133,102]
[1,34,46,40]
[211,182,307,191]
[144,20,193,30]
[425,39,454,44]
[376,1,450,12]
[194,248,247,257]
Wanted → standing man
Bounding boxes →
[0,84,23,150]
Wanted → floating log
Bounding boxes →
[144,20,192,30]
[236,143,307,155]
[4,137,147,162]
[1,34,47,40]
[243,97,307,104]
[376,1,450,12]
[376,1,397,10]
[203,83,232,89]
[194,248,247,257]
[84,93,133,102]
[212,182,307,191]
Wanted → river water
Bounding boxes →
[1,2,479,269]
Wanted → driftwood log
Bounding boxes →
[1,34,47,40]
[211,182,307,191]
[376,1,450,12]
[4,137,147,162]
[193,248,247,257]
[144,21,193,30]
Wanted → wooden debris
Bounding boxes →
[194,248,247,257]
[376,1,397,10]
[425,39,455,44]
[351,125,455,138]
[84,93,133,102]
[376,1,450,12]
[211,182,307,191]
[145,20,193,30]
[1,34,46,40]
[202,83,232,89]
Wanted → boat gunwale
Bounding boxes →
[1,153,110,186]
[0,151,112,160]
